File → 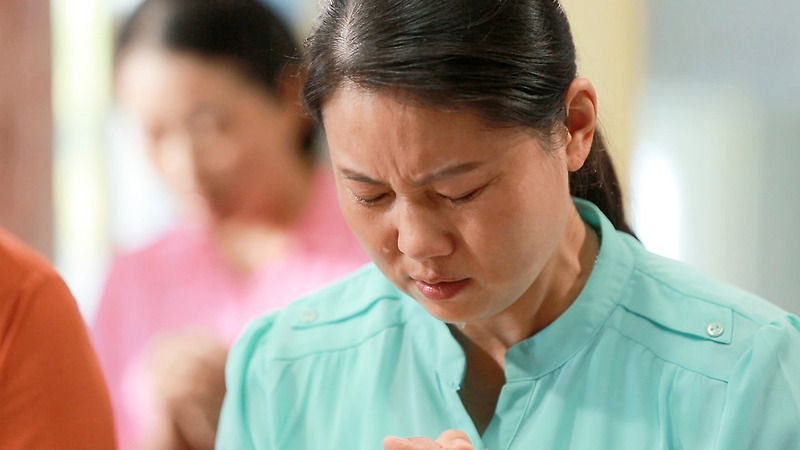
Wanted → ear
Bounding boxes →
[563,77,598,172]
[272,64,305,120]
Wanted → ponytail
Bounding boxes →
[569,129,636,236]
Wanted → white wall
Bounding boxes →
[631,0,800,314]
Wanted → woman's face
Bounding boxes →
[117,47,305,221]
[322,87,576,325]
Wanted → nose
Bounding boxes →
[395,202,454,261]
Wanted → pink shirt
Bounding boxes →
[91,169,367,448]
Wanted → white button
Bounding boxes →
[300,307,318,323]
[707,321,725,338]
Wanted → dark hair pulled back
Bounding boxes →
[117,0,315,156]
[303,0,634,234]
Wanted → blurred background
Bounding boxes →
[1,0,798,319]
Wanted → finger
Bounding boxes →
[383,435,441,449]
[436,430,474,450]
[383,436,413,450]
[173,400,217,450]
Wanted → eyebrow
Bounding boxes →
[338,161,484,186]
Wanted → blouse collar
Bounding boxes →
[430,198,637,385]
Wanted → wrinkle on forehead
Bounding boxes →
[322,84,541,188]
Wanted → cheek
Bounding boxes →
[244,103,298,159]
[148,139,197,191]
[467,173,569,271]
[340,205,378,247]
[459,201,532,274]
[197,142,240,176]
[199,123,270,186]
[337,196,396,260]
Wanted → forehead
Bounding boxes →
[322,84,493,130]
[116,47,257,120]
[321,86,537,173]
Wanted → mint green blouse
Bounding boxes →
[217,200,800,449]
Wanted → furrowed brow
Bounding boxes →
[338,168,384,185]
[337,161,484,186]
[414,162,483,185]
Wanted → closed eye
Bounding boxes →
[350,190,387,206]
[445,189,480,205]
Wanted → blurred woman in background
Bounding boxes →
[91,0,367,448]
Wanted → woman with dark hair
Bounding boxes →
[217,0,800,448]
[90,0,367,448]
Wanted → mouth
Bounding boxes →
[411,277,469,300]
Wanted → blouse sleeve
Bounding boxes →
[715,314,800,449]
[216,313,280,450]
[0,271,116,449]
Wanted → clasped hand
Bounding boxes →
[383,430,475,450]
[145,330,228,450]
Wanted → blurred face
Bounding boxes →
[117,47,305,221]
[322,87,576,325]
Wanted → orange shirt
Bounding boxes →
[0,228,115,449]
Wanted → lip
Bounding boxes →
[412,278,469,300]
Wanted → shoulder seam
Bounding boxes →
[268,322,408,363]
[632,266,734,311]
[607,322,731,383]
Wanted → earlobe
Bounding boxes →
[563,77,598,172]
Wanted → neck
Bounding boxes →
[457,207,599,364]
[245,156,315,226]
[210,220,289,275]
[210,160,316,275]
[450,206,599,435]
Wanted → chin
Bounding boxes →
[417,299,476,325]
